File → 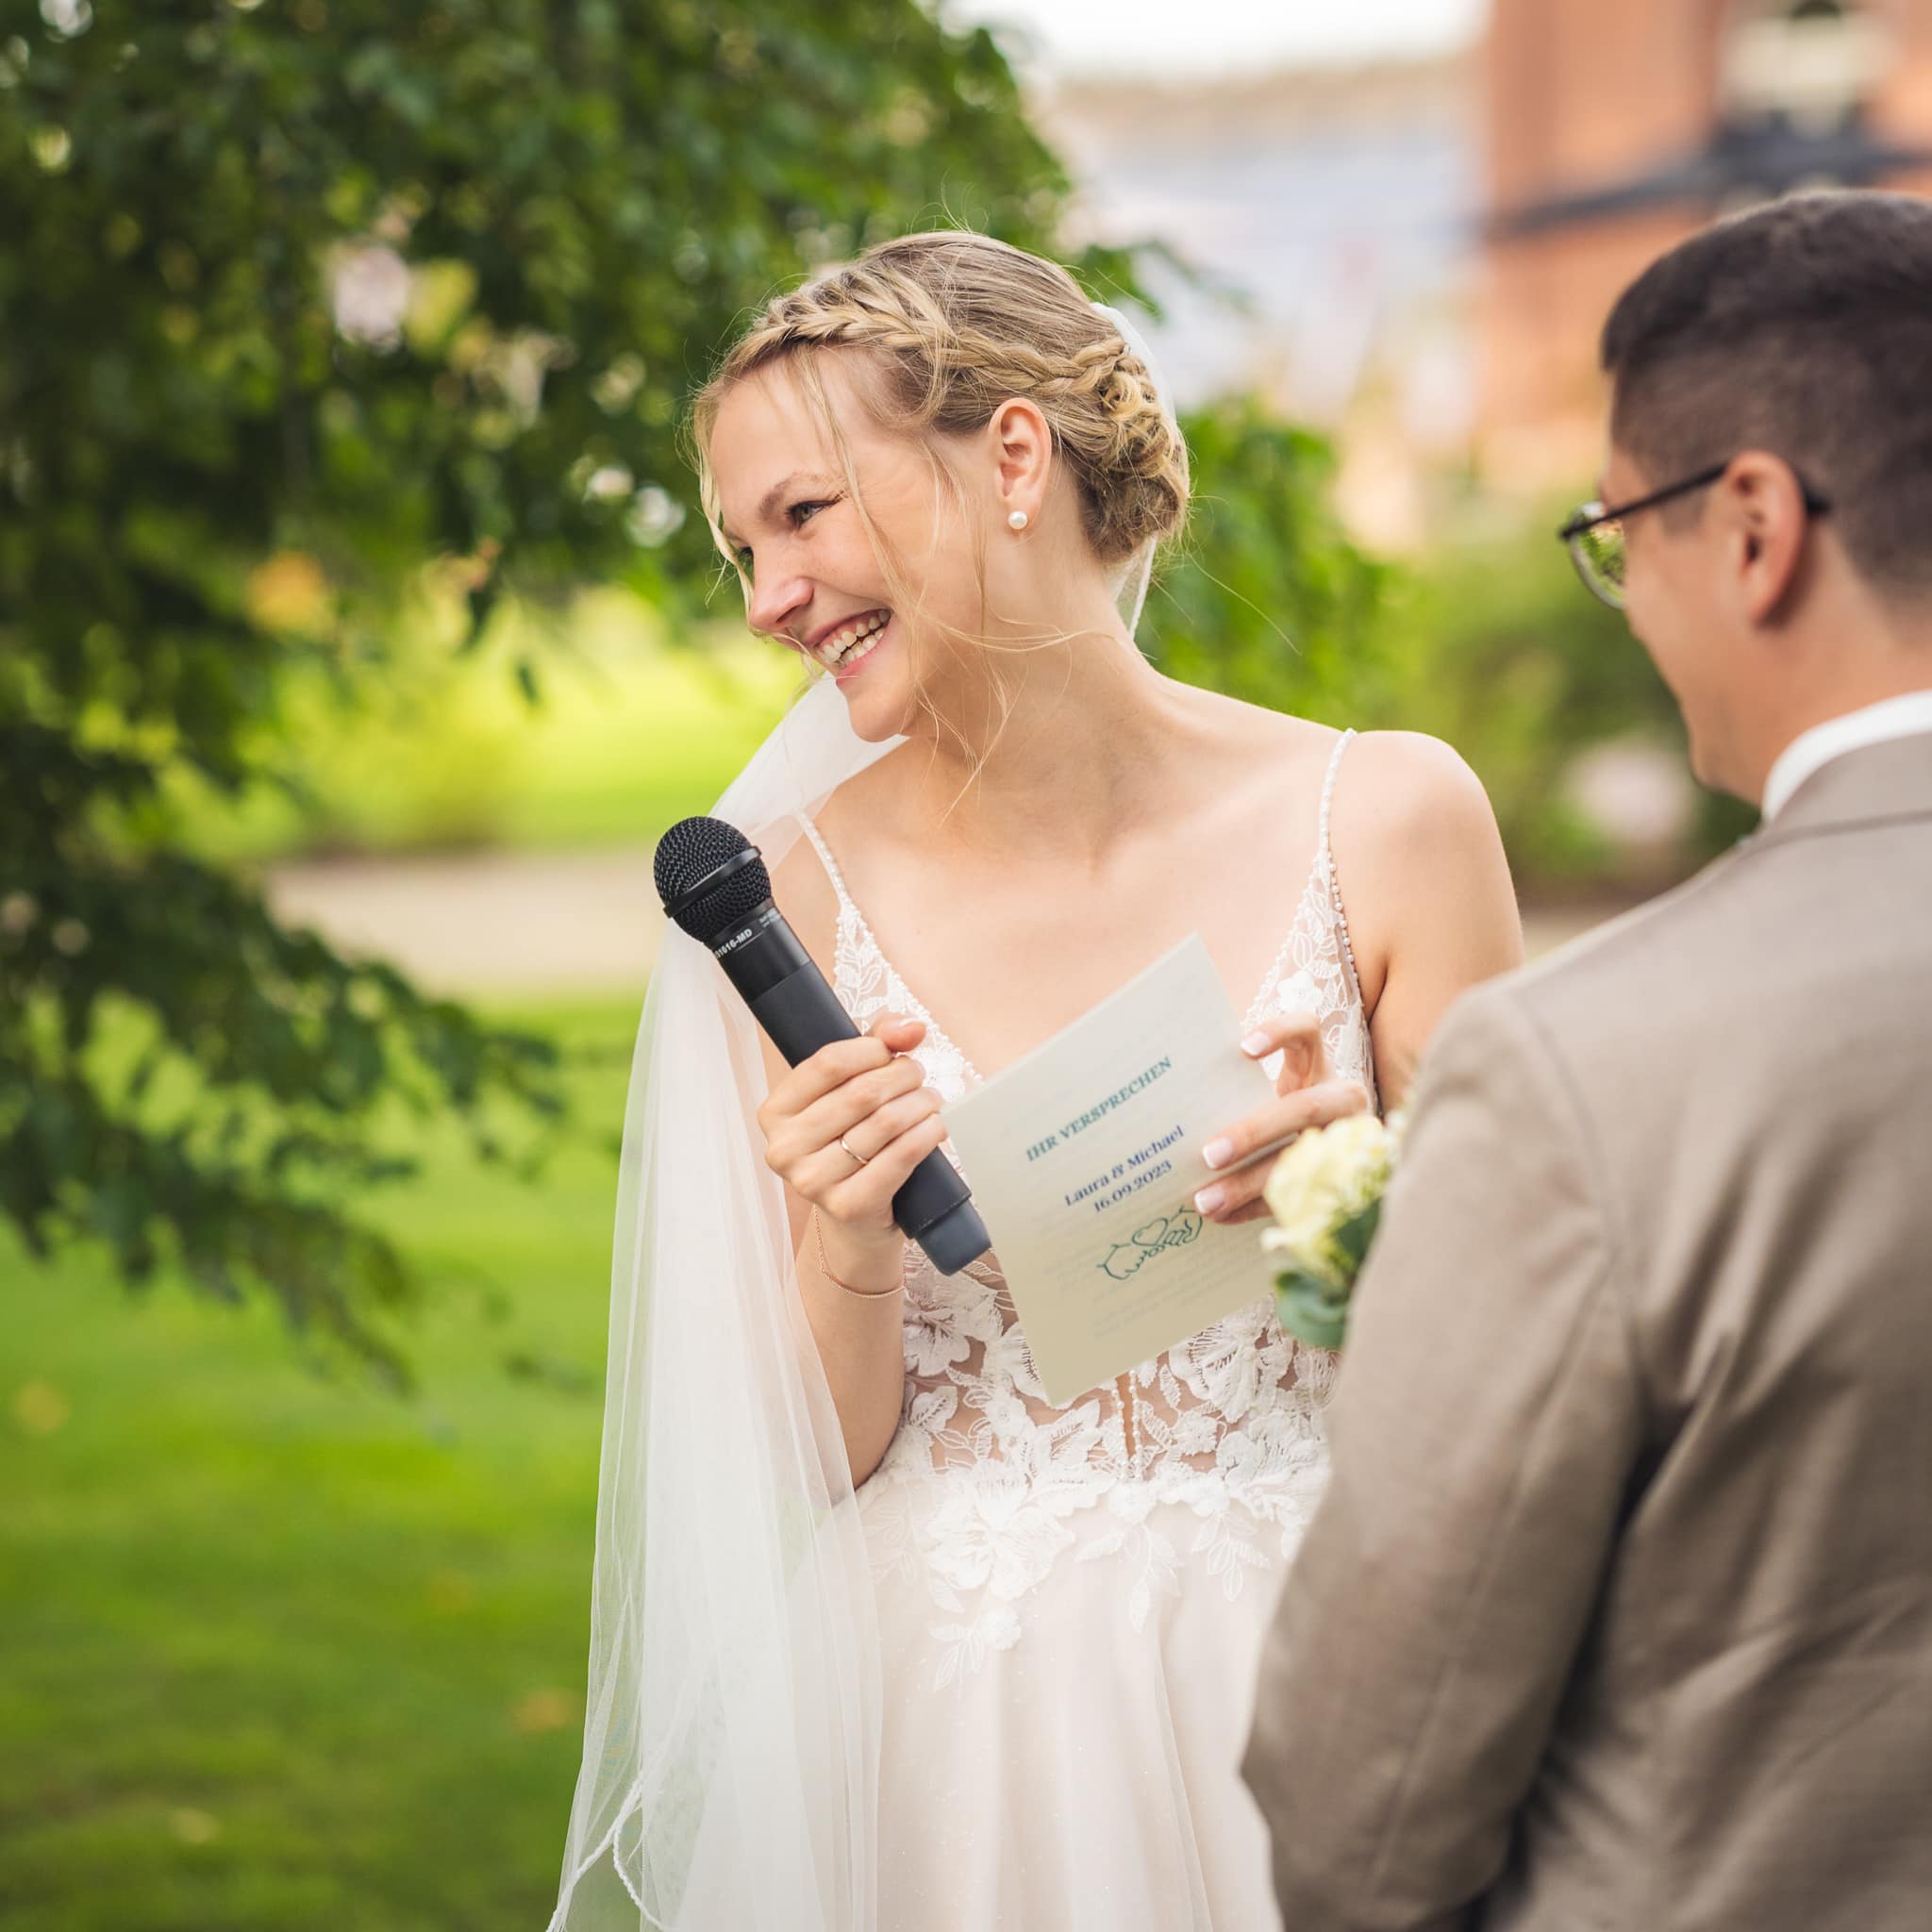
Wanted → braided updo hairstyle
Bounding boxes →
[692,231,1190,579]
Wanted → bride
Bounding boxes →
[547,231,1522,1930]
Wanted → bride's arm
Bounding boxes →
[755,1015,927,1488]
[749,841,928,1487]
[1328,731,1524,1110]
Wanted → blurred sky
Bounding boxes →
[944,0,1487,78]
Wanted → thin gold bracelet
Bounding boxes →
[811,1207,904,1300]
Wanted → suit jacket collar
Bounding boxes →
[1757,732,1932,843]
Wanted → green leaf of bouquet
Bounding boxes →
[1330,1195,1384,1275]
[1274,1268,1349,1353]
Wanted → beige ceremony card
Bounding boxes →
[940,934,1282,1407]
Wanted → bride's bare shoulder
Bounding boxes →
[1175,684,1342,791]
[1331,729,1498,852]
[1327,729,1516,1003]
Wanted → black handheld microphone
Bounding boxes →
[655,816,991,1276]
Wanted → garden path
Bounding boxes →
[266,849,1625,999]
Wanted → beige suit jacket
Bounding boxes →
[1241,736,1932,1931]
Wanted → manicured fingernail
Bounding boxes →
[1241,1032,1273,1057]
[1194,1184,1226,1215]
[1202,1137,1235,1170]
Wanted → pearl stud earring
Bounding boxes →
[1008,509,1028,532]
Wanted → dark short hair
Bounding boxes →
[1601,190,1932,599]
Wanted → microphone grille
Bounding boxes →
[655,816,774,940]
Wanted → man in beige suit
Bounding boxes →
[1242,190,1932,1930]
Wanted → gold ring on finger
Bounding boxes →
[838,1132,871,1168]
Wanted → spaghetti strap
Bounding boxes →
[1317,731,1367,1008]
[789,810,987,1084]
[1316,729,1354,856]
[792,811,856,917]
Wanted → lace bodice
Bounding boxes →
[794,732,1376,1682]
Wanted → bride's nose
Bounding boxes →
[747,563,812,638]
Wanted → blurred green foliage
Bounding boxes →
[1375,512,1757,891]
[1147,399,1392,725]
[0,0,1139,1365]
[159,596,802,863]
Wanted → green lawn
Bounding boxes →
[0,1003,638,1932]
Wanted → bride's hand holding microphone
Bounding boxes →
[758,1012,950,1295]
[656,814,987,1278]
[1191,1009,1371,1226]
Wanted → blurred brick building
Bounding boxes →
[1482,0,1932,481]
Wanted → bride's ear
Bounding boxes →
[988,397,1052,532]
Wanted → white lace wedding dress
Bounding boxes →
[791,731,1376,1930]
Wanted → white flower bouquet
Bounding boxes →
[1262,1110,1407,1351]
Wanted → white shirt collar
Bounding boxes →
[1760,691,1932,822]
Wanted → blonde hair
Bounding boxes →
[692,228,1187,602]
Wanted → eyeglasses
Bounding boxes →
[1557,461,1833,610]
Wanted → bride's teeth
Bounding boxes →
[825,611,889,668]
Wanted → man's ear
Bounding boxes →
[1720,451,1811,625]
